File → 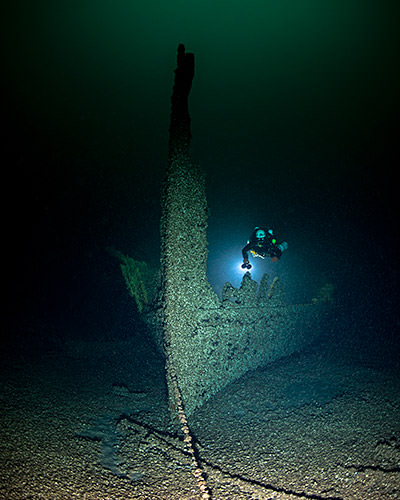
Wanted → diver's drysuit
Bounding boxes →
[242,227,288,268]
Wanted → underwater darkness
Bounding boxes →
[2,0,399,365]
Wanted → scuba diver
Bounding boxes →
[242,227,288,269]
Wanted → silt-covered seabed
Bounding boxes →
[1,326,399,500]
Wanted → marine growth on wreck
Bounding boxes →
[141,44,321,417]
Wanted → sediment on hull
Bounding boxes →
[145,44,321,416]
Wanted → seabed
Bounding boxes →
[1,330,399,500]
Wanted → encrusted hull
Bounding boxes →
[147,45,320,416]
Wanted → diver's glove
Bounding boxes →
[278,241,288,252]
[241,259,252,270]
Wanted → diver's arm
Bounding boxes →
[269,245,282,260]
[242,242,252,260]
[269,241,288,261]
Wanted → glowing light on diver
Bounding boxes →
[219,249,256,289]
[237,261,253,272]
[238,261,247,272]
